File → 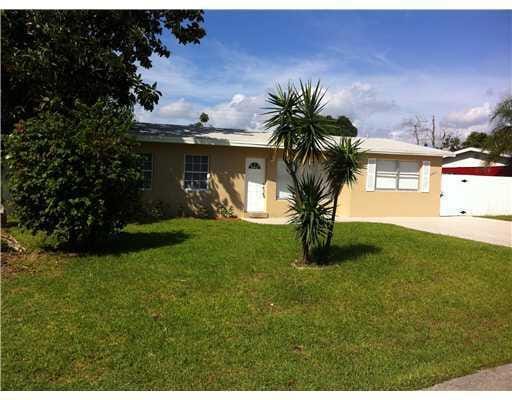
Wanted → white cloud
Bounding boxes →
[158,98,196,119]
[135,39,507,139]
[324,82,397,121]
[205,94,266,130]
[443,103,491,129]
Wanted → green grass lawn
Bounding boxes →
[2,218,512,390]
[480,215,512,222]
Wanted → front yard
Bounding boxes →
[2,218,512,390]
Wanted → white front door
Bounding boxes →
[246,158,266,212]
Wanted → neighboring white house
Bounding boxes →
[441,147,512,216]
[443,147,510,168]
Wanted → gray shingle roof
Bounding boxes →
[133,122,453,157]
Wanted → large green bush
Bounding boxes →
[5,101,142,248]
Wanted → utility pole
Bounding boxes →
[431,115,436,148]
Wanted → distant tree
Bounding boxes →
[462,131,488,149]
[485,96,512,165]
[401,116,428,145]
[191,112,210,128]
[321,115,358,137]
[199,112,209,125]
[402,114,460,149]
[1,10,206,134]
[442,134,463,151]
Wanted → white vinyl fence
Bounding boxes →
[440,174,512,216]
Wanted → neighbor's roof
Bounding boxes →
[450,147,511,158]
[134,123,453,157]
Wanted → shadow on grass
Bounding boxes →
[318,243,381,266]
[88,230,191,255]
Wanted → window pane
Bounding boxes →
[399,161,419,174]
[376,160,397,190]
[398,161,419,190]
[138,154,152,189]
[376,176,396,190]
[376,159,397,174]
[141,154,152,170]
[145,173,151,185]
[398,176,419,190]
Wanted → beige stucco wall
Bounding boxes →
[138,142,289,218]
[344,154,442,217]
[138,142,442,218]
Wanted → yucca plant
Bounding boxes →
[264,83,301,190]
[323,138,365,252]
[288,173,332,264]
[264,80,335,264]
[294,81,333,165]
[265,81,333,197]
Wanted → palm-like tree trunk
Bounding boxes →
[285,159,301,201]
[324,187,340,251]
[303,245,311,264]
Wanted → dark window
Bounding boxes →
[139,153,152,190]
[184,155,209,190]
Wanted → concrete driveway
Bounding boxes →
[428,363,512,390]
[243,216,512,247]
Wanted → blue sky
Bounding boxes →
[136,10,511,140]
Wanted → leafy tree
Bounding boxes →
[289,174,332,264]
[320,115,358,137]
[2,10,206,244]
[323,138,364,252]
[485,97,512,164]
[4,101,141,249]
[462,131,488,149]
[1,10,206,134]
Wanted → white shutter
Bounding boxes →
[421,160,431,192]
[366,158,376,192]
[277,160,293,199]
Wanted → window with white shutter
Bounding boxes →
[373,159,420,191]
